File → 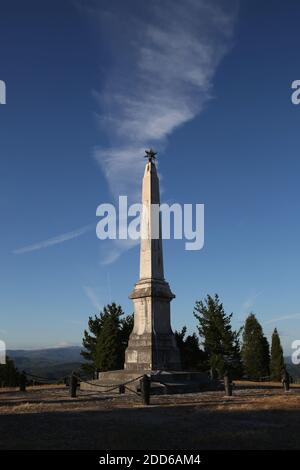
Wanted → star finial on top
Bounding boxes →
[144,148,157,163]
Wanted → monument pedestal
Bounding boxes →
[124,278,181,371]
[80,369,217,395]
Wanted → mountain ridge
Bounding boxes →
[7,346,83,380]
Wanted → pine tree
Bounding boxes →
[270,328,284,381]
[81,313,108,373]
[119,313,134,366]
[193,294,243,378]
[0,356,19,387]
[81,303,133,374]
[175,326,208,371]
[95,313,121,371]
[242,313,270,378]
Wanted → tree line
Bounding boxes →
[81,294,286,381]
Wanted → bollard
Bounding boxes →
[70,373,78,398]
[119,384,125,394]
[283,381,290,392]
[224,373,232,396]
[281,367,290,392]
[19,371,26,392]
[140,374,151,405]
[64,376,70,387]
[283,378,290,392]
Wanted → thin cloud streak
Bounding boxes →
[83,285,102,311]
[101,238,139,265]
[13,224,94,255]
[240,290,263,316]
[264,313,300,325]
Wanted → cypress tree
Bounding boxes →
[242,313,270,378]
[270,328,284,381]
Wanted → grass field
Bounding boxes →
[0,382,300,450]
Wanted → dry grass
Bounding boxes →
[0,382,299,450]
[0,383,65,394]
[235,380,300,388]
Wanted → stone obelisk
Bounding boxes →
[124,150,181,371]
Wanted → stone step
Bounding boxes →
[80,370,220,395]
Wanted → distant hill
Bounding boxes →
[7,346,83,381]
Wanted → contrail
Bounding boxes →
[83,285,102,311]
[264,313,300,325]
[13,223,94,254]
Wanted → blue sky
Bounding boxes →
[0,0,300,354]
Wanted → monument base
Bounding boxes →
[125,278,182,371]
[80,369,220,395]
[125,332,181,371]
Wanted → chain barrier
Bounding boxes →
[16,371,152,404]
[22,371,145,393]
[73,373,145,395]
[23,371,68,383]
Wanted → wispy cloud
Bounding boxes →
[100,238,139,265]
[87,0,237,262]
[93,0,236,194]
[83,285,102,311]
[240,290,263,316]
[13,224,94,255]
[264,313,300,325]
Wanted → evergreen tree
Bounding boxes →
[81,308,111,374]
[119,313,134,365]
[95,313,121,371]
[81,303,133,374]
[242,313,270,378]
[193,294,243,378]
[270,328,284,381]
[0,356,19,387]
[175,326,208,371]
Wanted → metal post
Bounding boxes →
[70,373,78,398]
[19,371,26,392]
[224,373,232,396]
[140,374,151,405]
[281,367,290,392]
[283,377,290,392]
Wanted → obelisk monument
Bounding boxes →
[124,150,181,371]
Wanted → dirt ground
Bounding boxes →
[0,382,300,450]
